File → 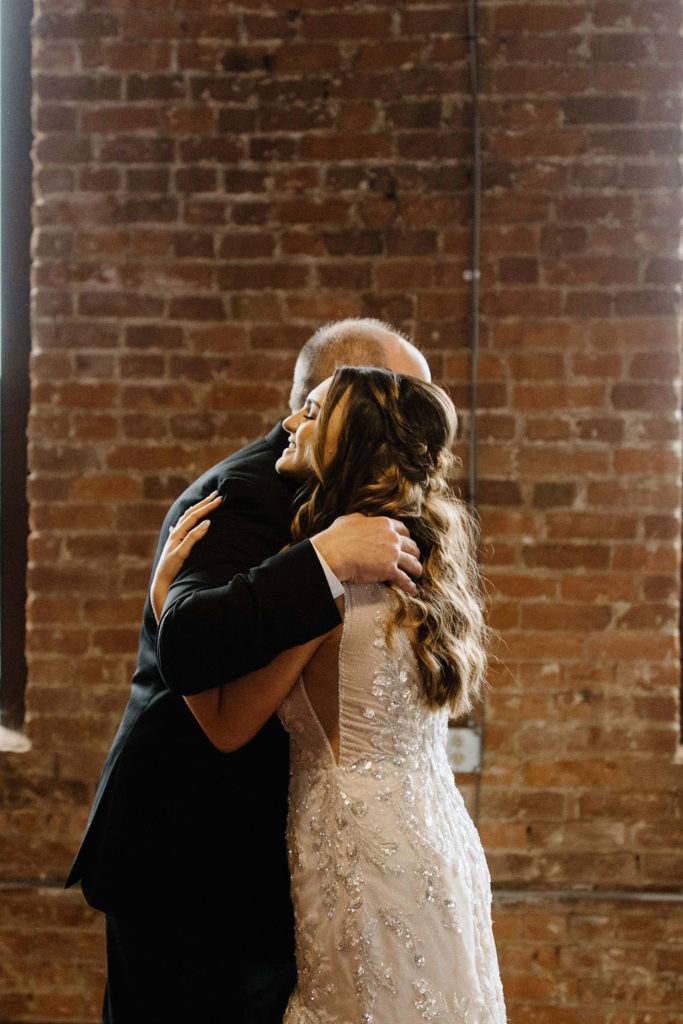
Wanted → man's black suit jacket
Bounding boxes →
[66,423,341,959]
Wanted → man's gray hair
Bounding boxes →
[289,317,412,411]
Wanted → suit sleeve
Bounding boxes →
[156,473,342,696]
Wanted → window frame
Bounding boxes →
[0,1,32,730]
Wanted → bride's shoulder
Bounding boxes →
[342,583,421,657]
[342,581,392,606]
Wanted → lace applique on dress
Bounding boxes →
[279,583,507,1024]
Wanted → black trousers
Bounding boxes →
[103,907,296,1024]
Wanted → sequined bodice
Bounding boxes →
[279,583,506,1024]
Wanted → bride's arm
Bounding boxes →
[151,495,327,752]
[185,636,324,753]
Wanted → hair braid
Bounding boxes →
[291,366,489,714]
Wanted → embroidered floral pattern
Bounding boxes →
[280,584,507,1024]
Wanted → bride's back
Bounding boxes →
[299,582,440,771]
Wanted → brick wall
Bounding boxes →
[1,0,681,1020]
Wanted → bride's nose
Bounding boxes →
[283,407,304,433]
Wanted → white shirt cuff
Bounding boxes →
[310,541,345,600]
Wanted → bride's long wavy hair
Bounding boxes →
[291,366,489,715]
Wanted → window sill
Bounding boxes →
[0,723,31,752]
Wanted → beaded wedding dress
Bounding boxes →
[279,583,506,1024]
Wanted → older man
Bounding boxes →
[67,318,430,1024]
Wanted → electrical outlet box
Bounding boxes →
[446,725,482,773]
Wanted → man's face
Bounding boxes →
[276,377,333,480]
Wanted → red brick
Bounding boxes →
[231,201,270,226]
[284,232,333,258]
[586,479,680,509]
[217,262,309,291]
[174,167,217,194]
[273,44,342,74]
[588,633,678,661]
[168,355,222,384]
[79,291,165,318]
[54,382,119,410]
[273,165,320,192]
[169,413,215,441]
[168,296,226,321]
[285,293,360,321]
[335,102,378,134]
[400,196,461,227]
[206,383,283,413]
[614,448,679,474]
[629,351,680,379]
[190,324,249,353]
[520,448,610,477]
[641,248,682,279]
[70,475,140,502]
[615,289,680,317]
[613,544,678,573]
[125,324,183,350]
[359,199,399,229]
[113,195,178,221]
[80,167,121,193]
[31,442,95,475]
[107,445,192,471]
[644,515,681,540]
[164,105,215,134]
[121,384,195,412]
[561,573,638,602]
[248,136,300,163]
[616,602,677,630]
[219,232,276,259]
[301,134,393,161]
[317,262,373,290]
[591,319,679,349]
[242,12,294,41]
[36,71,121,102]
[179,136,242,164]
[82,105,160,134]
[300,11,392,39]
[508,353,565,380]
[522,544,610,570]
[82,39,173,72]
[264,103,335,133]
[232,293,283,321]
[576,417,625,443]
[546,512,638,540]
[484,289,562,317]
[522,603,612,631]
[35,103,77,133]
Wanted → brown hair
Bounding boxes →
[291,366,488,714]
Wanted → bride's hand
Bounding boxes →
[150,491,222,623]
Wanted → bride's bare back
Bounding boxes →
[301,598,344,761]
[302,594,420,763]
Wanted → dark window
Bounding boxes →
[1,1,32,729]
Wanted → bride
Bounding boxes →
[153,367,506,1024]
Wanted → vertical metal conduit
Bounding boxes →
[466,0,482,514]
[467,0,485,825]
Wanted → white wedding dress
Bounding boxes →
[278,583,506,1024]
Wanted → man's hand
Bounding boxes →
[311,513,422,596]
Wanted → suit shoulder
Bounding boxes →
[163,429,294,531]
[177,430,285,502]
